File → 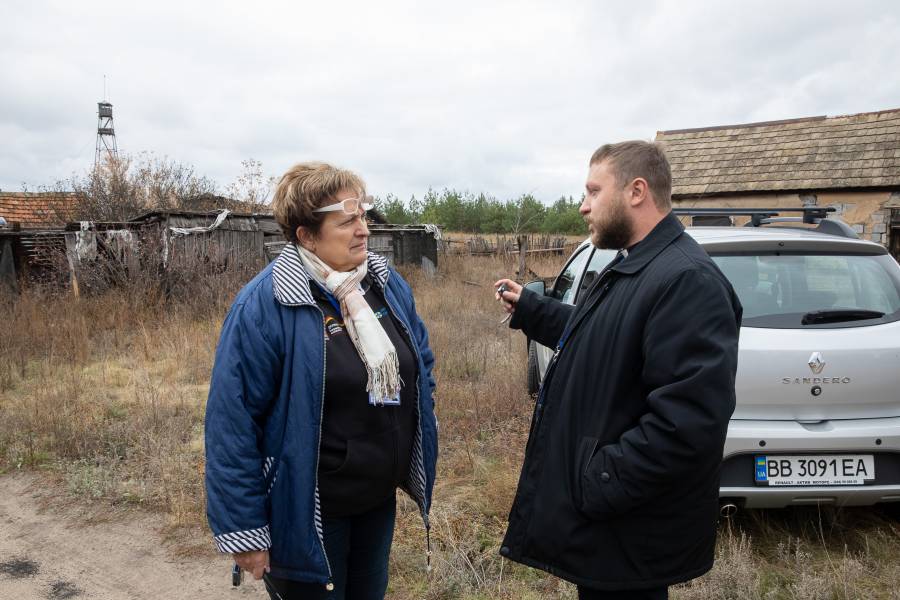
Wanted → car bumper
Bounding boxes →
[720,416,900,508]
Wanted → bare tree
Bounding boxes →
[225,159,277,212]
[131,152,218,211]
[47,153,218,222]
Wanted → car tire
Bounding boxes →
[882,501,900,521]
[526,340,540,396]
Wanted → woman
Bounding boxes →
[204,162,438,600]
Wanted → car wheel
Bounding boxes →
[526,340,540,396]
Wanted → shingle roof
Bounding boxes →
[655,108,900,198]
[0,192,78,228]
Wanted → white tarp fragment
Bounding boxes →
[103,229,136,261]
[161,227,169,267]
[103,229,135,245]
[168,209,231,237]
[423,223,442,240]
[75,221,97,261]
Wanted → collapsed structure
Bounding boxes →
[0,198,440,294]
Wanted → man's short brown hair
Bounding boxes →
[590,141,672,210]
[271,162,365,243]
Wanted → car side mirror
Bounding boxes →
[523,279,546,296]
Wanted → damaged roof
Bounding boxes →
[0,192,78,228]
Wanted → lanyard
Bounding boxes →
[314,282,342,314]
[315,281,370,315]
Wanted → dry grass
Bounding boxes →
[0,290,215,526]
[2,252,900,599]
[441,231,586,245]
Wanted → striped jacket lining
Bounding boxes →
[214,525,271,554]
[272,244,390,307]
[263,456,278,495]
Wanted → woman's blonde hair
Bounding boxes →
[272,162,365,242]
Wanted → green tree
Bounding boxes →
[366,187,584,234]
[541,196,586,235]
[374,193,413,224]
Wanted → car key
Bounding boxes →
[497,283,512,324]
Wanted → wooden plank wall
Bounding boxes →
[168,228,265,269]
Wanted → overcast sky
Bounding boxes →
[2,0,899,204]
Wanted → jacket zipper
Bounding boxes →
[301,272,431,582]
[311,304,335,591]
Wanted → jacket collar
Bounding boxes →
[611,211,684,275]
[272,243,390,306]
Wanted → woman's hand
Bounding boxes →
[494,278,523,314]
[234,550,270,580]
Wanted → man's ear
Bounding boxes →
[628,177,650,207]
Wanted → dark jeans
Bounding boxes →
[267,496,396,600]
[578,586,668,600]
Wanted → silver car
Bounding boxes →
[525,208,900,509]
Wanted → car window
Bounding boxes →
[711,253,900,328]
[551,246,591,304]
[575,248,619,303]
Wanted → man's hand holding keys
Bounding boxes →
[494,279,523,323]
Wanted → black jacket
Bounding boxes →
[501,213,742,590]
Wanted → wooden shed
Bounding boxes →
[367,224,440,271]
[1,208,441,293]
[128,210,279,268]
[260,217,441,270]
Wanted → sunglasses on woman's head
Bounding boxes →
[313,195,374,215]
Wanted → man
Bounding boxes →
[494,141,741,599]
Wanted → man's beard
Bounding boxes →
[591,196,633,249]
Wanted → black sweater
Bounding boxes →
[312,276,417,517]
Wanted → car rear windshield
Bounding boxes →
[710,253,900,328]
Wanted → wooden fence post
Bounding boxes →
[517,234,527,280]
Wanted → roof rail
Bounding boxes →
[671,207,858,239]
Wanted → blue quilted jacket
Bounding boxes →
[204,245,437,586]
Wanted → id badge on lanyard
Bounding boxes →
[319,282,399,407]
[369,392,401,407]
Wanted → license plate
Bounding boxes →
[754,455,875,486]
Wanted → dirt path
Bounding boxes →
[0,473,268,599]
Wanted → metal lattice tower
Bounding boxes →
[94,101,119,167]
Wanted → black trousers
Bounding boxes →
[577,585,668,600]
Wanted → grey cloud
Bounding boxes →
[2,0,899,203]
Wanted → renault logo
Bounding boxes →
[808,352,825,374]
